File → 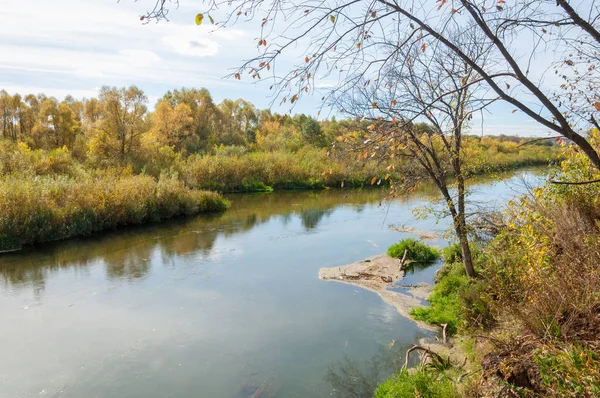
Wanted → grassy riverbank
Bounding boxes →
[0,173,228,252]
[377,135,600,397]
[0,137,557,251]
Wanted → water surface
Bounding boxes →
[0,170,543,398]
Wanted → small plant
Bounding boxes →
[387,238,440,263]
[442,243,463,264]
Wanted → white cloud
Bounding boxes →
[162,33,220,57]
[0,0,260,98]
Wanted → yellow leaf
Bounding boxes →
[371,176,377,185]
[195,13,204,25]
[330,15,335,23]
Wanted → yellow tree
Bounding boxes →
[162,88,220,151]
[31,97,81,149]
[89,86,148,162]
[148,100,195,151]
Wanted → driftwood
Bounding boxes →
[401,344,450,371]
[441,323,448,344]
[399,249,408,270]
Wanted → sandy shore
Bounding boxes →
[319,254,435,330]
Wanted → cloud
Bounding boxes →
[0,0,258,98]
[162,34,220,57]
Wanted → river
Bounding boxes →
[0,170,544,398]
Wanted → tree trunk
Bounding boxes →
[456,221,475,278]
[455,164,476,277]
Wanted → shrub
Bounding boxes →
[374,370,460,398]
[387,238,440,263]
[411,273,468,334]
[0,174,229,250]
[442,243,463,264]
[535,345,600,397]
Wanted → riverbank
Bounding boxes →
[375,136,600,396]
[0,174,229,253]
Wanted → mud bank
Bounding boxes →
[319,254,435,330]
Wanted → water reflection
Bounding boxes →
[0,168,543,292]
[0,189,389,291]
[325,345,415,398]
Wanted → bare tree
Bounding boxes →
[134,0,600,173]
[338,38,490,277]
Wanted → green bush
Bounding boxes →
[411,272,468,334]
[374,370,460,398]
[387,238,440,263]
[535,346,600,396]
[442,243,463,264]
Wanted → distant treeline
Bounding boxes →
[0,86,559,250]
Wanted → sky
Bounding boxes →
[0,0,560,137]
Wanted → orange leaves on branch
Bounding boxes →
[436,0,447,11]
[368,124,375,131]
[356,42,362,49]
[234,73,241,80]
[371,176,377,185]
[267,63,271,71]
[290,94,298,104]
[259,62,266,68]
[391,99,397,106]
[421,43,427,52]
[594,102,600,111]
[305,56,310,63]
[372,102,378,109]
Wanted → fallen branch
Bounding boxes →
[441,323,448,344]
[550,178,600,185]
[399,249,409,270]
[402,344,449,371]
